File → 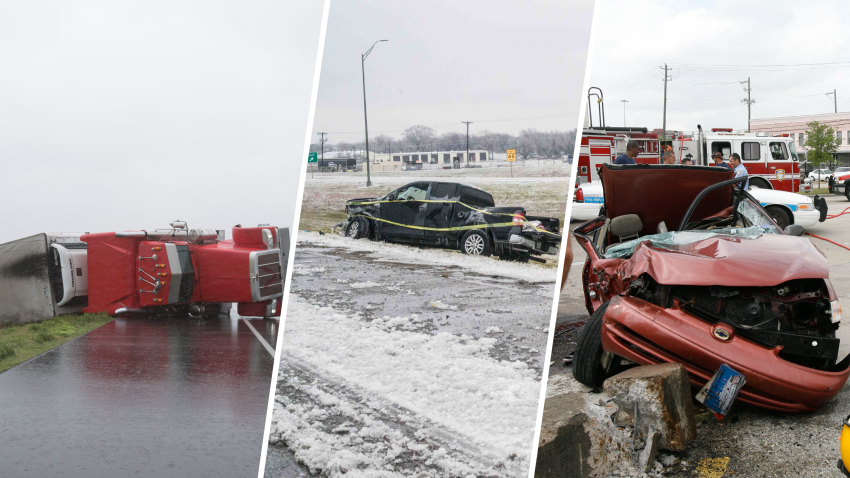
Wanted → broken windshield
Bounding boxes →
[605,226,771,259]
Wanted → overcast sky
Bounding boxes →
[0,0,324,243]
[589,0,850,132]
[311,0,594,144]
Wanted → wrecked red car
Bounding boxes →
[572,164,849,413]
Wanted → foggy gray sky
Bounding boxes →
[589,0,850,132]
[311,0,594,144]
[0,0,324,243]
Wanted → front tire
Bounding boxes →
[345,217,369,239]
[766,206,791,230]
[460,230,492,256]
[573,301,612,388]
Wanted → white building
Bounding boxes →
[372,150,489,166]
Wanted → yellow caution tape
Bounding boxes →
[348,199,559,236]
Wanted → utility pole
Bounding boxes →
[740,77,755,131]
[621,99,629,126]
[827,89,838,113]
[317,132,327,177]
[661,64,670,146]
[462,121,472,167]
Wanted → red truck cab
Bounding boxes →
[82,222,284,318]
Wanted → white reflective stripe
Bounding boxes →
[164,243,182,304]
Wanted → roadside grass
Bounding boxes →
[0,313,113,373]
[800,188,830,196]
[297,180,569,234]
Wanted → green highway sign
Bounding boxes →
[308,152,318,163]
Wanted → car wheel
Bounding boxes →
[345,217,369,239]
[766,206,791,230]
[572,301,612,388]
[460,230,492,256]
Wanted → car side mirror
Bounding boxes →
[784,224,805,236]
[387,194,396,200]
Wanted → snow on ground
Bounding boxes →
[293,265,327,275]
[350,281,382,289]
[273,297,542,476]
[296,231,556,284]
[429,300,458,311]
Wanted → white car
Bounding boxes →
[571,179,825,229]
[829,167,850,188]
[808,169,832,181]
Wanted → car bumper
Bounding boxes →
[508,233,560,255]
[793,209,822,228]
[570,202,602,221]
[599,296,850,413]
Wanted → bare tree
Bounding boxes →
[403,125,436,151]
[372,134,393,154]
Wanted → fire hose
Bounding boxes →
[827,207,850,220]
[806,233,850,252]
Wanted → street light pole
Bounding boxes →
[361,39,388,187]
[620,99,629,126]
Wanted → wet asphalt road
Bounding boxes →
[0,315,278,477]
[267,242,555,477]
[550,196,850,477]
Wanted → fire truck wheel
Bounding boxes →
[345,217,369,239]
[749,177,772,190]
[460,230,492,256]
[766,206,791,230]
[573,301,613,388]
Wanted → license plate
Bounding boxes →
[695,363,746,419]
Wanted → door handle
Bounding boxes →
[418,204,427,212]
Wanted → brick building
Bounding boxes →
[750,112,850,168]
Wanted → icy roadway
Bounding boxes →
[265,232,558,477]
[0,314,278,477]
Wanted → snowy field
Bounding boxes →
[268,235,559,477]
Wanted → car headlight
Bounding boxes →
[832,300,843,324]
[797,203,813,211]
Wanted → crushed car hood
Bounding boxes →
[595,233,829,288]
[346,197,380,204]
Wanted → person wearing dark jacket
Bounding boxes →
[613,141,640,165]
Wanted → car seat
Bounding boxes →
[606,214,643,251]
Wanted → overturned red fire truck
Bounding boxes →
[0,221,287,324]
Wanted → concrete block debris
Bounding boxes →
[603,363,697,452]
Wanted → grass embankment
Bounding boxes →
[298,181,569,234]
[800,188,830,196]
[0,313,113,373]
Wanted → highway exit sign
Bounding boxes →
[308,152,318,163]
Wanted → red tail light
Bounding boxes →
[513,210,525,226]
[575,187,584,203]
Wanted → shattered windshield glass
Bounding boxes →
[737,199,782,232]
[605,226,769,259]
